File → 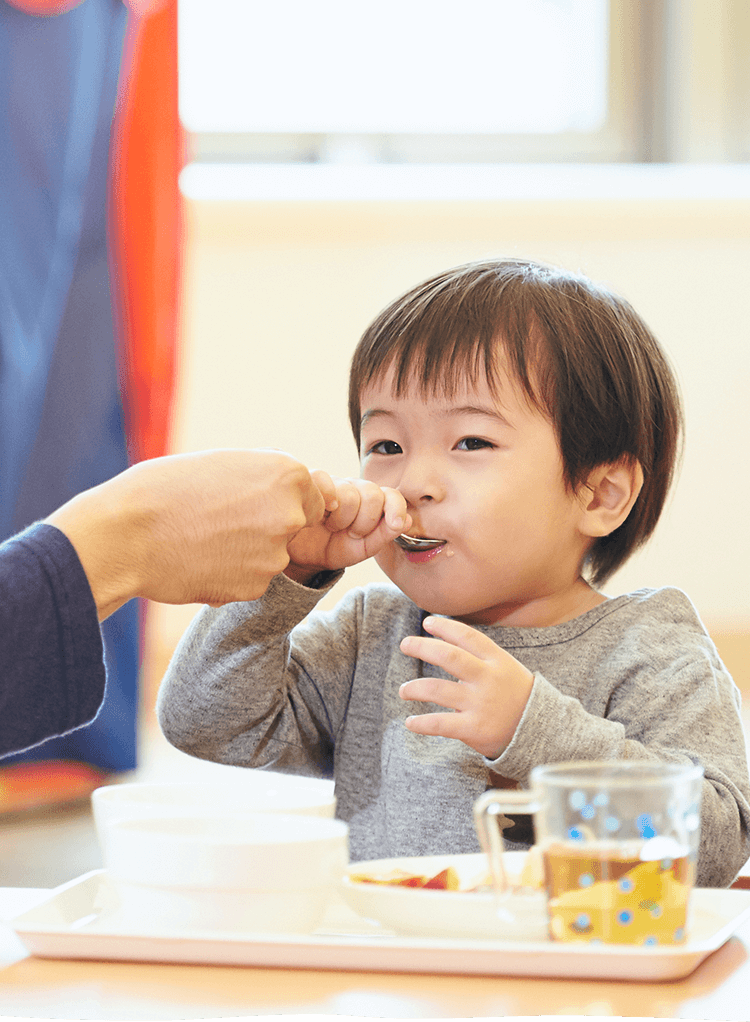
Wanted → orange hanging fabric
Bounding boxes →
[109,0,183,464]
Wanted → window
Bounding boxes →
[178,0,750,165]
[179,0,643,163]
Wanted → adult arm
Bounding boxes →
[0,524,105,757]
[1,449,328,756]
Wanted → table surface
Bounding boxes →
[2,886,750,1021]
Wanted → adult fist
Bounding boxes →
[47,449,331,618]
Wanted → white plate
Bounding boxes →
[342,851,548,940]
[10,867,750,981]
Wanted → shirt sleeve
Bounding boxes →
[0,522,105,757]
[157,570,351,778]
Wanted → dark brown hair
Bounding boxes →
[348,258,683,586]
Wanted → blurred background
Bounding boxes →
[2,0,749,885]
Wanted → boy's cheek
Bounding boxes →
[373,544,408,590]
[360,459,394,489]
[373,545,395,573]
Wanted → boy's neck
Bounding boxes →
[455,579,607,629]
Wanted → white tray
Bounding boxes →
[11,870,750,982]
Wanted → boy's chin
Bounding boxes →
[375,556,476,619]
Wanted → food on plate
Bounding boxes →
[349,847,546,893]
[349,866,461,890]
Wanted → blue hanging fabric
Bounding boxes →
[0,0,139,774]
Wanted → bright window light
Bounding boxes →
[179,0,609,136]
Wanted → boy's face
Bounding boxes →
[358,364,601,627]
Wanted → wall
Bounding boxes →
[143,168,750,703]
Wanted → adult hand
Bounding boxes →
[285,475,410,585]
[46,449,332,619]
[398,616,535,759]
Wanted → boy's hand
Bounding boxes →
[398,616,534,760]
[285,473,411,584]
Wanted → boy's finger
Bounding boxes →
[399,675,466,710]
[359,508,410,559]
[422,614,512,663]
[347,480,387,538]
[381,486,410,533]
[404,711,463,740]
[324,479,362,531]
[309,469,339,513]
[400,634,483,682]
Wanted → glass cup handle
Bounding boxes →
[473,789,539,898]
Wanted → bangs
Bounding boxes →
[349,264,547,446]
[373,330,503,403]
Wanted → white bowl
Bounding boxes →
[341,852,548,941]
[92,779,335,830]
[101,813,349,934]
[92,779,336,861]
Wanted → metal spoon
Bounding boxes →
[395,534,446,550]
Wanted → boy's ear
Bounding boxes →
[578,458,644,538]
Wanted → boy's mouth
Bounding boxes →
[394,534,447,553]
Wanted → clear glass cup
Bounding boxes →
[473,760,703,945]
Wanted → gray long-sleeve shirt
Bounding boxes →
[158,574,750,887]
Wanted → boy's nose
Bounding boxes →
[398,460,446,506]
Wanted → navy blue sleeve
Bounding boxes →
[0,522,106,758]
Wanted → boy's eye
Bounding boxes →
[456,437,495,451]
[368,440,402,456]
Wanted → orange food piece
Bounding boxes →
[349,869,429,886]
[422,867,460,890]
[350,866,460,889]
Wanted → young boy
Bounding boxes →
[158,258,750,888]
